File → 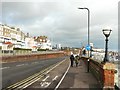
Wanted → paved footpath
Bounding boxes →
[58,60,101,89]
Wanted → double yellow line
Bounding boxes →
[4,60,65,90]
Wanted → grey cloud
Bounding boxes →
[1,0,118,50]
[2,2,61,24]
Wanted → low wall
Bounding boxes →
[1,52,65,63]
[81,57,116,89]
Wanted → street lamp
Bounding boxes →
[78,8,90,47]
[78,7,90,72]
[102,29,112,63]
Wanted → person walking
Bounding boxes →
[70,54,74,67]
[75,55,79,67]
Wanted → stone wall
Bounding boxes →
[2,52,65,63]
[81,57,116,89]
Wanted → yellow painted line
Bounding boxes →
[19,75,44,89]
[6,64,55,89]
[5,59,67,90]
[20,59,67,89]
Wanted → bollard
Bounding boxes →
[87,59,90,72]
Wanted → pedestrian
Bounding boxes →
[70,54,74,67]
[75,55,79,67]
[82,48,86,56]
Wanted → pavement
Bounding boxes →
[58,59,101,89]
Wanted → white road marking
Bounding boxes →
[54,61,71,90]
[40,82,45,87]
[44,82,51,88]
[16,64,25,67]
[40,59,66,88]
[0,67,10,70]
[40,82,43,86]
[42,75,50,82]
[40,82,51,88]
[39,59,66,88]
[1,63,28,69]
[52,76,58,81]
[20,59,67,89]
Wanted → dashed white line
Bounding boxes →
[0,67,10,70]
[1,63,29,69]
[16,64,25,67]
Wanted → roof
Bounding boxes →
[4,42,13,44]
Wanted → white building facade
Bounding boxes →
[0,24,26,50]
[0,24,52,52]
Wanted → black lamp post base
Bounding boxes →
[101,58,109,64]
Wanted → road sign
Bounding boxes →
[85,45,91,51]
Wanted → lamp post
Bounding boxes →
[78,7,90,47]
[102,29,112,63]
[78,7,90,72]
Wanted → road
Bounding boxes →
[26,58,70,89]
[2,57,66,89]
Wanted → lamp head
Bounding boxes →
[78,7,87,9]
[102,29,112,37]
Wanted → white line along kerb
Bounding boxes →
[54,61,71,90]
[0,67,10,70]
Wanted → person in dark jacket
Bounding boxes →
[70,54,74,67]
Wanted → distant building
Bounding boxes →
[92,48,104,52]
[0,24,52,51]
[90,43,94,47]
[41,39,52,50]
[35,36,47,43]
[34,36,52,50]
[0,24,26,50]
[58,44,61,50]
[25,36,37,51]
[0,24,4,47]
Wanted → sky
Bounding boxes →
[0,0,119,51]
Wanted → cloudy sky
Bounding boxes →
[0,0,119,51]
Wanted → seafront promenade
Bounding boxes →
[58,59,101,89]
[1,51,119,89]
